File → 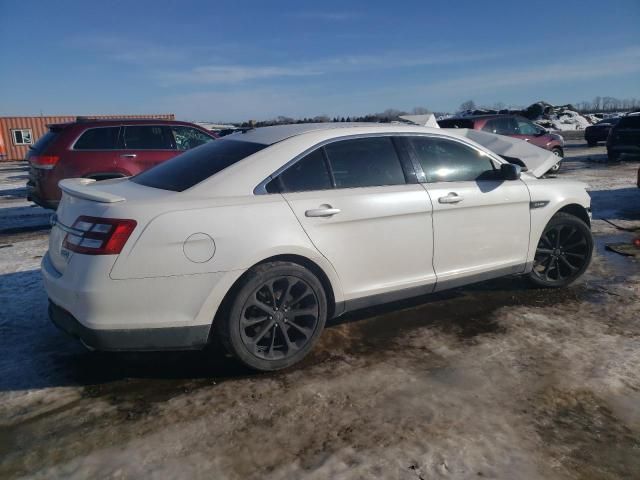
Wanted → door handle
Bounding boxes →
[438,192,464,204]
[120,154,137,158]
[305,205,341,217]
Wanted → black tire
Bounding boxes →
[218,261,327,371]
[587,140,597,147]
[607,150,619,162]
[528,212,593,288]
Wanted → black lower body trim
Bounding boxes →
[48,301,210,351]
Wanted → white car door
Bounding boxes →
[407,135,531,290]
[273,136,435,305]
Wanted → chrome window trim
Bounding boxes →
[253,132,504,195]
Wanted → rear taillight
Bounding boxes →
[63,216,137,255]
[30,154,60,169]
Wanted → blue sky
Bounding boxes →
[1,0,639,122]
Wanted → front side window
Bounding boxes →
[172,126,214,151]
[123,125,173,150]
[410,136,495,183]
[516,118,539,135]
[324,137,406,189]
[11,129,33,145]
[272,148,332,193]
[132,139,267,191]
[74,127,121,150]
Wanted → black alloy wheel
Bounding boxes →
[240,276,320,361]
[529,212,593,288]
[219,261,327,371]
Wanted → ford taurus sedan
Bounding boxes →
[43,123,593,370]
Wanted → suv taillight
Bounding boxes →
[63,216,137,255]
[30,154,60,169]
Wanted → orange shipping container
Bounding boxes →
[0,114,175,162]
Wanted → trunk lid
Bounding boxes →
[48,178,169,274]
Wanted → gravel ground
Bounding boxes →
[1,141,639,479]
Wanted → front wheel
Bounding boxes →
[219,261,327,371]
[548,148,564,173]
[529,213,593,288]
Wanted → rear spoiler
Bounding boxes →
[58,178,126,203]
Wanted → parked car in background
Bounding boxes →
[438,114,565,172]
[585,117,620,147]
[27,119,217,209]
[43,123,592,371]
[607,113,640,162]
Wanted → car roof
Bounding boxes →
[227,122,405,145]
[47,119,208,129]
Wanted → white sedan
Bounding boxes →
[43,123,593,370]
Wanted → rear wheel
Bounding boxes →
[529,213,593,288]
[219,261,327,371]
[587,140,597,147]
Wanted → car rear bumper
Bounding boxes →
[49,301,210,351]
[607,144,640,154]
[41,252,223,351]
[26,183,59,210]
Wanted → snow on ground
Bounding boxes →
[0,145,639,480]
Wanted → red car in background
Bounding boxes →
[27,119,217,209]
[438,114,565,172]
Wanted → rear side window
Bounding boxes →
[74,127,120,150]
[410,137,495,182]
[30,130,59,153]
[274,149,332,193]
[124,125,173,149]
[324,137,406,188]
[132,139,267,191]
[482,117,517,135]
[438,119,474,129]
[618,116,640,128]
[172,126,214,151]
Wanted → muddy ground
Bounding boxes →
[1,141,639,479]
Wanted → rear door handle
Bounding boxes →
[120,154,137,158]
[305,205,341,217]
[438,192,464,204]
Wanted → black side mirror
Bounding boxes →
[501,163,521,180]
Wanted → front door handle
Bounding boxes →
[120,154,137,158]
[438,192,464,204]
[305,205,341,217]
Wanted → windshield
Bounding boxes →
[29,130,59,153]
[131,139,267,192]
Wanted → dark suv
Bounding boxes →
[27,119,216,209]
[438,114,565,171]
[607,114,640,162]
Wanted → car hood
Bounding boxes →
[446,128,560,178]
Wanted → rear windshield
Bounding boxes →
[438,118,474,129]
[29,130,59,153]
[617,116,640,129]
[131,139,267,191]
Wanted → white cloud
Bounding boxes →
[421,46,640,95]
[157,50,499,86]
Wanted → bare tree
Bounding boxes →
[459,100,476,112]
[411,106,431,115]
